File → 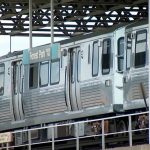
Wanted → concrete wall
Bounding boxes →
[106,144,150,150]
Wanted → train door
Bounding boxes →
[123,31,133,106]
[68,47,82,111]
[113,27,125,112]
[12,61,24,121]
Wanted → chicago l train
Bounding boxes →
[0,20,148,132]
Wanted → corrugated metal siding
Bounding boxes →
[80,84,107,109]
[23,88,67,117]
[127,72,148,101]
[0,96,11,122]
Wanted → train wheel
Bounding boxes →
[117,120,127,136]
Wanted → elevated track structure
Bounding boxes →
[0,0,149,150]
[0,0,148,37]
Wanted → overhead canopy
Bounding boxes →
[0,0,148,37]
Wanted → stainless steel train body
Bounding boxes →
[0,27,124,131]
[123,21,149,110]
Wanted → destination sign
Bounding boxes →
[23,43,61,64]
[29,44,51,63]
[0,132,12,144]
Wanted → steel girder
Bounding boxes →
[0,0,148,37]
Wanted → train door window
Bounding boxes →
[0,64,4,95]
[126,33,132,69]
[88,44,91,64]
[50,59,60,85]
[61,51,63,68]
[135,30,147,68]
[92,41,99,77]
[117,37,124,72]
[13,63,19,94]
[19,64,23,93]
[70,51,75,83]
[77,50,81,82]
[39,61,49,87]
[102,39,111,75]
[29,63,38,89]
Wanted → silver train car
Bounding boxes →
[0,20,148,134]
[0,26,124,132]
[123,20,149,111]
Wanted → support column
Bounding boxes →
[29,0,32,50]
[128,115,132,147]
[76,123,79,150]
[102,120,105,150]
[52,126,55,150]
[6,143,9,150]
[28,130,31,150]
[10,36,11,53]
[148,0,150,144]
[50,0,54,44]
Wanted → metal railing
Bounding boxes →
[0,111,149,150]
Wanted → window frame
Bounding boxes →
[39,61,49,87]
[13,63,19,95]
[102,38,111,75]
[126,33,132,70]
[117,37,124,73]
[29,63,39,89]
[134,29,147,68]
[92,40,99,77]
[88,44,91,64]
[50,59,60,85]
[19,64,24,94]
[71,51,75,83]
[77,50,81,82]
[0,63,5,96]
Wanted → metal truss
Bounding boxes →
[0,0,148,37]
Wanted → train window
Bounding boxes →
[102,39,111,75]
[77,50,81,82]
[126,33,132,69]
[61,51,63,68]
[92,41,99,77]
[88,44,91,64]
[50,59,60,85]
[39,61,49,87]
[135,30,147,68]
[0,64,4,95]
[13,64,19,94]
[29,63,38,89]
[117,37,124,72]
[19,64,23,93]
[71,51,75,83]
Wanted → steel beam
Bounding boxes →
[0,0,148,37]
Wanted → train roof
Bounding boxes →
[0,19,147,60]
[125,19,148,30]
[59,19,147,45]
[0,50,23,60]
[59,23,127,45]
[0,23,125,60]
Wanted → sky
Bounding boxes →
[0,35,65,56]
